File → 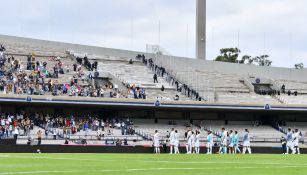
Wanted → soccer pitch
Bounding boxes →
[0,153,306,175]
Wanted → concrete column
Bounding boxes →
[196,0,206,60]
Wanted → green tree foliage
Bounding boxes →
[215,48,272,66]
[253,55,272,66]
[215,48,241,63]
[294,63,304,69]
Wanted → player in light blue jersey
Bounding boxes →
[286,128,293,154]
[218,128,228,154]
[242,129,251,154]
[228,130,235,154]
[207,131,213,154]
[234,130,241,154]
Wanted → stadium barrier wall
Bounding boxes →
[0,144,306,154]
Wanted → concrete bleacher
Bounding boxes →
[2,34,307,105]
[217,92,280,105]
[4,42,65,57]
[285,122,307,134]
[67,51,194,101]
[202,120,284,141]
[279,95,307,105]
[275,80,307,94]
[134,119,195,140]
[16,125,142,145]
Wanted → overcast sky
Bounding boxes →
[0,0,306,68]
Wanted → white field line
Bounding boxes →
[143,160,307,166]
[0,155,117,162]
[1,154,307,167]
[0,166,307,175]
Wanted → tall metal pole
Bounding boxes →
[196,0,206,60]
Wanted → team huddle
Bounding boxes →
[153,127,252,154]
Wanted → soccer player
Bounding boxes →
[174,130,180,154]
[219,128,228,154]
[207,131,213,154]
[234,130,241,154]
[242,129,251,154]
[186,129,192,154]
[292,129,301,154]
[190,131,196,154]
[153,130,160,154]
[195,130,200,154]
[286,128,294,154]
[228,130,234,154]
[169,128,175,154]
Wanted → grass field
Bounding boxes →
[0,153,306,175]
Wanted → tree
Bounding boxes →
[239,55,254,64]
[214,48,241,63]
[253,55,272,66]
[214,48,272,66]
[294,63,304,69]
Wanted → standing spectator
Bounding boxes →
[37,130,42,145]
[153,74,158,83]
[13,127,19,140]
[281,137,286,154]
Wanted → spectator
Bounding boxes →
[153,74,158,83]
[37,130,42,145]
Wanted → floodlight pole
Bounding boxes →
[196,0,206,60]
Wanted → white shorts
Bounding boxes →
[169,140,175,146]
[154,141,160,147]
[207,143,213,148]
[195,142,200,148]
[174,140,179,147]
[229,143,234,148]
[191,142,195,147]
[243,141,250,147]
[286,142,293,148]
[293,142,299,147]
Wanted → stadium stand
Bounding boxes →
[1,34,307,151]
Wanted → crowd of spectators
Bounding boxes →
[255,84,298,97]
[126,83,147,99]
[0,112,33,139]
[0,44,124,99]
[0,110,136,144]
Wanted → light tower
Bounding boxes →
[196,0,206,60]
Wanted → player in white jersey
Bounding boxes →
[228,130,234,154]
[169,128,175,154]
[153,130,160,154]
[234,130,241,154]
[174,130,180,154]
[207,131,213,154]
[242,129,251,154]
[186,129,192,154]
[189,131,196,154]
[195,130,200,154]
[286,128,294,154]
[292,129,301,154]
